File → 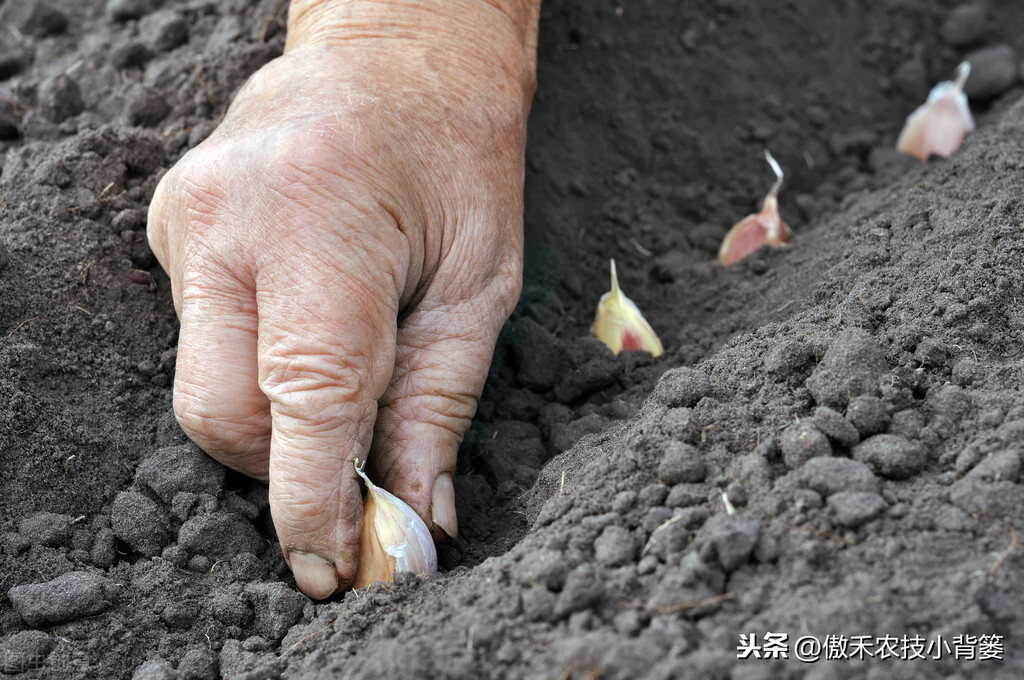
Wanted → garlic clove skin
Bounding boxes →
[718,150,791,266]
[351,459,437,589]
[591,259,664,357]
[897,62,975,163]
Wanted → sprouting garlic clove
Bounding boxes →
[897,62,975,163]
[718,150,792,266]
[591,259,664,357]
[351,459,437,589]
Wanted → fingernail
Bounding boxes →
[431,473,458,539]
[289,550,338,600]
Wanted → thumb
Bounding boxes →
[370,291,515,540]
[258,261,399,599]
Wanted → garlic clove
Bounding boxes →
[718,150,791,266]
[897,62,975,162]
[591,259,664,357]
[351,459,437,589]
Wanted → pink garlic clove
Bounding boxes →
[591,259,664,357]
[897,62,975,163]
[718,150,791,266]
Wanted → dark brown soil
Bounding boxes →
[2,0,1024,678]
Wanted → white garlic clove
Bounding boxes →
[897,62,975,163]
[591,259,664,357]
[351,459,437,589]
[718,150,791,266]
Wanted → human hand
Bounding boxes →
[147,0,539,598]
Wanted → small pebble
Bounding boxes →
[90,528,117,567]
[657,442,706,484]
[0,0,67,37]
[790,488,823,511]
[652,367,712,408]
[161,544,188,567]
[161,600,199,630]
[0,631,56,673]
[138,9,188,52]
[18,512,73,548]
[793,456,879,496]
[110,40,153,70]
[245,582,307,639]
[639,483,669,506]
[516,549,570,590]
[131,659,180,680]
[964,44,1018,99]
[952,358,984,386]
[124,84,170,127]
[642,516,689,561]
[508,317,563,390]
[177,647,219,680]
[941,4,987,46]
[613,608,646,636]
[38,74,84,123]
[9,572,116,627]
[521,585,557,622]
[0,48,27,80]
[812,406,860,447]
[647,555,720,613]
[642,506,675,533]
[852,434,927,480]
[915,337,949,367]
[846,395,891,437]
[218,639,279,679]
[805,329,889,408]
[828,492,887,527]
[764,338,814,377]
[779,420,831,468]
[554,564,603,618]
[106,0,155,22]
[636,555,658,575]
[594,525,637,568]
[694,513,760,572]
[611,490,635,513]
[656,407,702,444]
[137,443,225,503]
[663,485,704,507]
[933,505,977,532]
[111,491,170,556]
[210,588,253,627]
[724,482,748,507]
[965,449,1020,483]
[890,408,926,439]
[177,512,265,560]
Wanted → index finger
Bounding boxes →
[257,242,403,597]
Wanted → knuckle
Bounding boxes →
[173,386,215,441]
[266,123,372,196]
[173,383,267,456]
[397,392,476,437]
[260,349,380,421]
[148,147,234,252]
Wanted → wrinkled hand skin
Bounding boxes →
[147,0,540,599]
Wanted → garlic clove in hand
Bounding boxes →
[591,259,664,357]
[718,150,791,266]
[351,459,437,589]
[897,62,975,162]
